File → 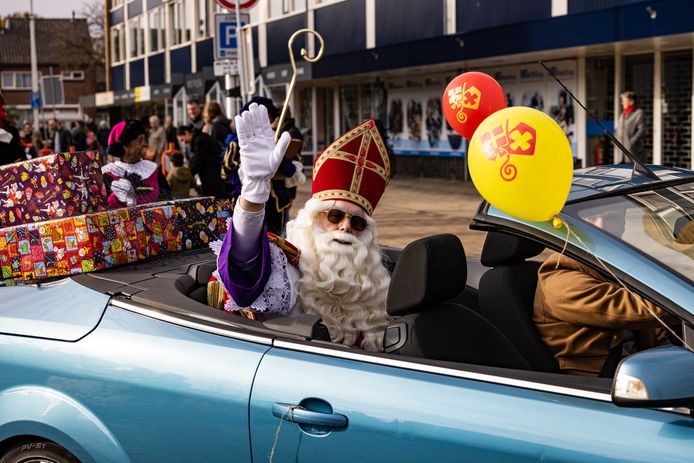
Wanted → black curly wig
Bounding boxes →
[107,119,147,158]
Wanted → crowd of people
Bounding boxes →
[0,94,307,236]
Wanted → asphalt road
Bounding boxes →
[291,176,488,257]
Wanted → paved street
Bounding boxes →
[292,176,488,257]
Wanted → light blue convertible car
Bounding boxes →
[1,165,693,462]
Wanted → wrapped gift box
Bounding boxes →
[1,202,182,285]
[0,151,107,228]
[175,197,231,250]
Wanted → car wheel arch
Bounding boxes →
[0,386,130,463]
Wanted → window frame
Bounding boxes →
[61,71,85,81]
[0,71,36,90]
[111,24,125,64]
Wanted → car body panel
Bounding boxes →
[0,303,270,462]
[250,346,694,463]
[0,279,110,341]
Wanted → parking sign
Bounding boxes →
[214,13,249,61]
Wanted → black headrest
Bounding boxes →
[481,232,544,267]
[387,234,467,316]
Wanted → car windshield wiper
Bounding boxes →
[539,60,660,181]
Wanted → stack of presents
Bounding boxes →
[0,151,230,286]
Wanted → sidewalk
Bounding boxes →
[292,176,488,257]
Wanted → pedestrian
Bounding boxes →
[72,120,88,151]
[203,101,231,151]
[177,125,225,199]
[97,120,110,156]
[614,90,646,164]
[187,98,203,130]
[148,115,167,163]
[47,118,73,153]
[19,121,38,158]
[102,119,171,207]
[166,152,192,199]
[85,115,97,133]
[164,115,180,151]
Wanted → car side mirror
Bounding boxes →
[612,346,694,409]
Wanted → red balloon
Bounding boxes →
[442,72,506,140]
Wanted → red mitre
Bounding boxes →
[311,119,391,215]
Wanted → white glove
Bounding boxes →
[110,178,137,206]
[235,102,291,204]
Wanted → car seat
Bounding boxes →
[383,234,531,369]
[477,232,560,373]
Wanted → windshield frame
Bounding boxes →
[563,182,694,288]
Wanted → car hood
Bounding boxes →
[0,278,110,341]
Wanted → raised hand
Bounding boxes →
[235,103,291,204]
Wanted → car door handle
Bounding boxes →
[272,403,348,428]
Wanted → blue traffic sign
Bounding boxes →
[30,91,41,109]
[214,13,248,61]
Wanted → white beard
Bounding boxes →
[286,199,391,352]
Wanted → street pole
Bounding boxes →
[224,73,234,118]
[29,0,40,131]
[234,0,246,105]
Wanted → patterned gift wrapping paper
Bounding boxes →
[0,151,107,228]
[175,197,232,250]
[1,203,182,286]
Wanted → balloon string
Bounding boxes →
[555,215,571,270]
[556,216,690,351]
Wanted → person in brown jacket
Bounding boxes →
[533,208,677,376]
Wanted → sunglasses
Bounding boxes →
[321,208,368,232]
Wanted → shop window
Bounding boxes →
[586,56,615,166]
[661,50,692,168]
[340,85,359,132]
[298,87,312,154]
[624,53,654,164]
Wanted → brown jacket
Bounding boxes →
[533,252,675,376]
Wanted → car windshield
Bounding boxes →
[564,181,694,284]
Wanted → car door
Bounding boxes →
[0,297,271,463]
[249,340,694,463]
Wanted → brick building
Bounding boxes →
[0,16,97,124]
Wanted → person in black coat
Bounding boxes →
[177,125,225,199]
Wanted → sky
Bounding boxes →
[0,0,88,18]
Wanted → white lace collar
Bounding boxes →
[102,159,158,179]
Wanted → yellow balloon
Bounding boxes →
[468,106,573,222]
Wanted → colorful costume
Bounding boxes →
[102,159,162,208]
[213,116,391,348]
